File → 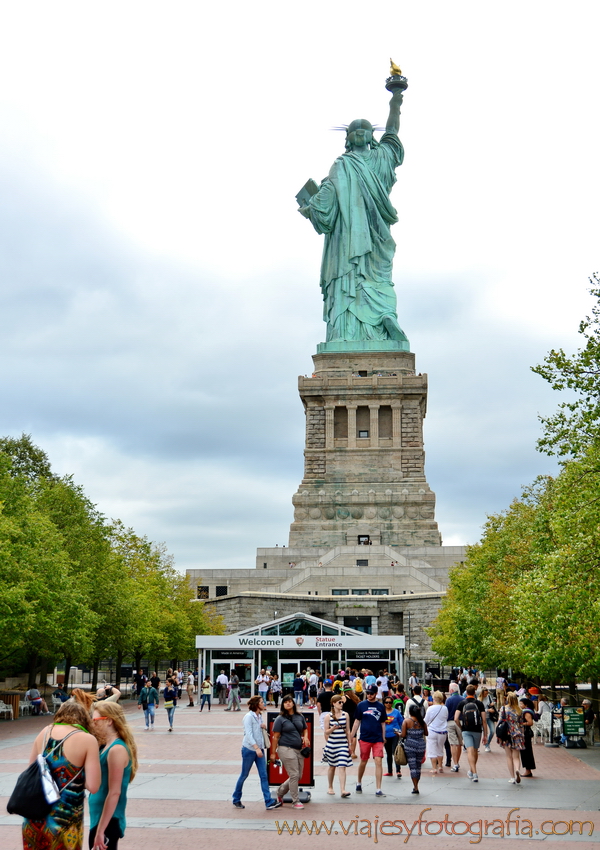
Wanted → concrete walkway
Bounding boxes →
[1,701,599,849]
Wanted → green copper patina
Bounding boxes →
[299,83,409,352]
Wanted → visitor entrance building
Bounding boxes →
[197,612,405,699]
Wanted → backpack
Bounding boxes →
[412,695,426,719]
[354,679,363,694]
[462,700,482,731]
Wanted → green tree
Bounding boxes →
[0,457,96,681]
[532,273,600,457]
[0,433,55,483]
[513,447,600,681]
[0,434,224,685]
[429,479,554,670]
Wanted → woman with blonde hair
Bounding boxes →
[497,691,525,783]
[22,701,101,850]
[88,701,138,849]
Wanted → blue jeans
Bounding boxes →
[232,747,274,806]
[144,704,156,726]
[200,694,211,710]
[294,690,303,705]
[166,706,175,728]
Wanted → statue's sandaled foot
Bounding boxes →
[382,316,409,342]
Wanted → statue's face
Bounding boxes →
[347,119,373,148]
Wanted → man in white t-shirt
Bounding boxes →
[255,669,270,702]
[186,671,195,706]
[216,670,229,705]
[405,685,427,719]
[378,672,389,699]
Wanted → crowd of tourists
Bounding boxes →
[10,664,597,846]
[229,665,597,807]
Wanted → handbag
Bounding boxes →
[7,730,81,820]
[300,746,311,758]
[488,703,499,722]
[495,708,510,742]
[164,700,174,709]
[394,740,408,766]
[262,728,270,748]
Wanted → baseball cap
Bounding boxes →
[366,685,378,695]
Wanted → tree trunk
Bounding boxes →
[63,656,72,691]
[568,680,577,702]
[91,659,100,692]
[134,651,142,674]
[38,658,49,692]
[27,653,39,688]
[591,679,598,712]
[115,650,124,689]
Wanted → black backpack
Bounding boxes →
[462,700,482,731]
[412,695,426,719]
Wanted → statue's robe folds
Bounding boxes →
[304,133,407,342]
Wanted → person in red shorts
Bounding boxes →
[350,685,387,797]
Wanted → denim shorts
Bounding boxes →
[462,731,482,750]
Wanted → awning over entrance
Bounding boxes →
[197,612,405,696]
[196,611,405,651]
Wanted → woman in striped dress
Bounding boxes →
[323,695,353,797]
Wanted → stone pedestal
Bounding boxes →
[289,350,441,548]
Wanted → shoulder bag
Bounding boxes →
[394,740,408,766]
[7,729,82,820]
[495,707,511,742]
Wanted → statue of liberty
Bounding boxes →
[298,70,408,345]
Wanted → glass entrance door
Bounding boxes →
[280,662,298,697]
[212,661,254,700]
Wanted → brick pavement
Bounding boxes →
[1,700,599,849]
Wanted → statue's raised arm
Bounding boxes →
[385,89,404,137]
[297,63,410,350]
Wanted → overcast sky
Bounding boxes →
[0,3,598,570]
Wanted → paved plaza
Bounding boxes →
[1,700,599,849]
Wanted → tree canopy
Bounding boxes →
[532,272,600,458]
[430,280,600,681]
[0,434,223,680]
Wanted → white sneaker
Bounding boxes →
[451,765,459,772]
[484,745,491,752]
[467,770,473,779]
[472,773,479,782]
